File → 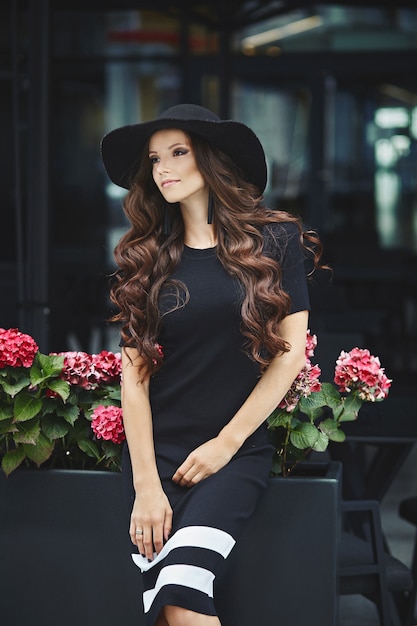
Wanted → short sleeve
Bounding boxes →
[262,221,310,314]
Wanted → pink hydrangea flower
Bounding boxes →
[279,359,322,412]
[278,331,321,412]
[55,350,122,390]
[91,351,122,385]
[91,405,125,444]
[0,327,39,368]
[305,330,317,359]
[334,347,392,401]
[152,343,164,366]
[57,351,95,389]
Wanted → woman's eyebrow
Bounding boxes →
[149,142,189,155]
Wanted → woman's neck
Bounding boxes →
[183,225,217,249]
[180,198,217,249]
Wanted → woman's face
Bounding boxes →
[148,129,207,206]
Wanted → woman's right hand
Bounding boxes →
[129,487,173,561]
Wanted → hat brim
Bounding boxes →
[100,117,267,193]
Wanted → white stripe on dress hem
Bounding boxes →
[131,525,235,573]
[143,564,215,613]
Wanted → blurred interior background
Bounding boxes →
[2,3,417,624]
[1,0,416,398]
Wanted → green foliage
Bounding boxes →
[0,352,122,476]
[267,382,362,476]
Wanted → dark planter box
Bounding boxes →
[0,469,143,626]
[216,461,342,626]
[0,462,341,626]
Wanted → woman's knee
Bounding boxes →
[154,608,169,626]
[163,605,221,626]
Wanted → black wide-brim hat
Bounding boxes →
[100,103,267,193]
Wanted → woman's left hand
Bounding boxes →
[172,437,235,487]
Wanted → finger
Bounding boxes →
[172,457,194,483]
[164,510,173,542]
[135,528,145,552]
[179,468,202,487]
[186,471,205,487]
[131,525,145,555]
[153,525,164,555]
[130,521,139,545]
[143,527,155,561]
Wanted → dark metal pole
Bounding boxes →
[218,21,231,119]
[11,0,26,331]
[307,73,334,232]
[27,0,50,350]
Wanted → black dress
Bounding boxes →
[122,221,310,626]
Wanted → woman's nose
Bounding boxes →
[156,159,170,174]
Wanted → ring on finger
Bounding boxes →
[135,529,143,535]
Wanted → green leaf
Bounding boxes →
[106,386,121,401]
[47,379,70,402]
[31,352,64,384]
[311,430,329,452]
[320,383,343,408]
[78,438,100,459]
[338,393,363,422]
[290,422,320,450]
[0,373,31,398]
[0,417,16,434]
[332,403,345,421]
[101,440,122,460]
[298,392,327,421]
[23,433,54,467]
[319,418,346,442]
[91,397,121,410]
[13,392,42,422]
[57,404,80,426]
[42,414,70,440]
[14,419,41,444]
[0,402,13,421]
[267,408,293,428]
[1,447,27,476]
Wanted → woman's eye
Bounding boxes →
[173,149,188,157]
[149,156,159,165]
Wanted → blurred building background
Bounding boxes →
[1,0,416,395]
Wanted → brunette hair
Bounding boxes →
[110,132,323,377]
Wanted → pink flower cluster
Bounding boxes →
[305,331,317,358]
[278,331,321,412]
[279,360,322,412]
[0,327,39,369]
[57,350,122,389]
[91,405,125,444]
[334,347,392,401]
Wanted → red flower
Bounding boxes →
[334,347,392,401]
[278,359,322,412]
[91,351,122,385]
[0,327,39,368]
[91,405,125,444]
[278,331,321,412]
[57,351,95,389]
[152,343,164,366]
[305,331,317,359]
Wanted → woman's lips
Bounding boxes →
[161,179,179,188]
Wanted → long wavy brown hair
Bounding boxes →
[110,132,324,378]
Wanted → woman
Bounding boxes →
[100,104,323,626]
